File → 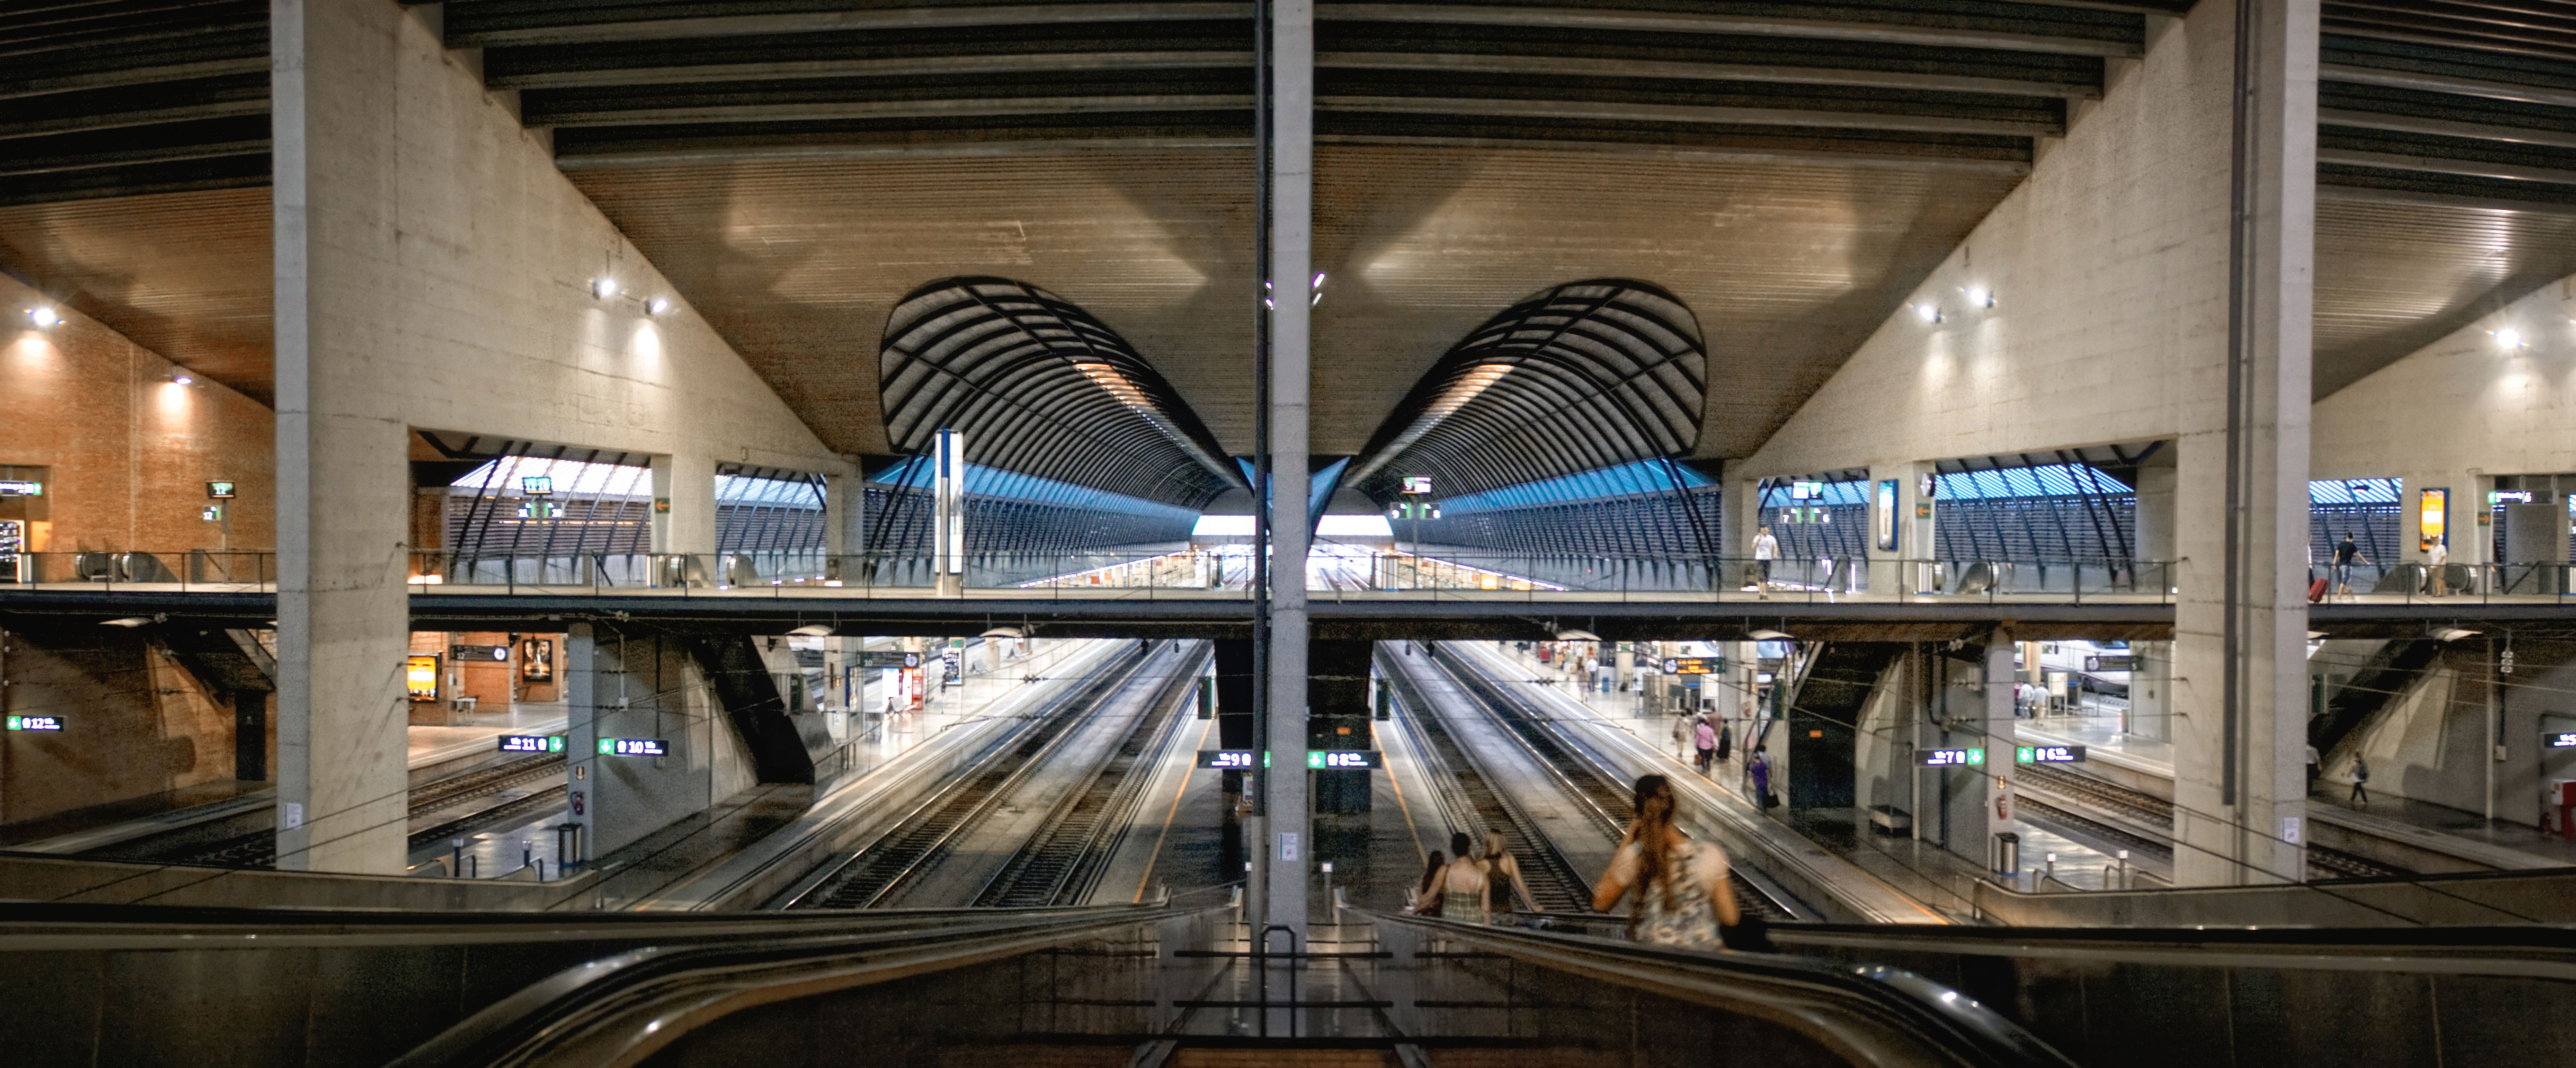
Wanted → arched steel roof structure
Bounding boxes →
[880,277,1243,508]
[1345,279,1707,502]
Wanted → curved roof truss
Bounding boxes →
[1346,279,1706,502]
[880,277,1243,508]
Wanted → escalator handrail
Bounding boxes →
[387,904,1208,1068]
[1506,911,2576,974]
[1371,908,2077,1068]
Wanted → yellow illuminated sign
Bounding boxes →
[405,655,441,701]
[2419,488,2447,551]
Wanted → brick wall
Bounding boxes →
[0,272,274,554]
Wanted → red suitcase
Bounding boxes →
[2308,576,2330,603]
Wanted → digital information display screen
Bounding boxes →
[2548,732,2576,748]
[2016,745,2087,764]
[1197,750,1383,769]
[1917,748,1985,767]
[499,735,564,754]
[6,715,65,731]
[1663,657,1720,675]
[600,738,669,757]
[1307,750,1381,769]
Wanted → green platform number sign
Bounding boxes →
[6,715,65,731]
[1917,748,1984,767]
[2015,745,2087,764]
[600,738,669,757]
[1198,750,1381,769]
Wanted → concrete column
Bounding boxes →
[2134,448,2177,592]
[1721,476,1758,590]
[824,471,865,559]
[1262,0,1316,958]
[2392,471,2491,571]
[2171,0,2315,887]
[270,0,424,873]
[1867,462,1934,596]
[651,452,716,555]
[1983,638,2015,872]
[565,622,597,864]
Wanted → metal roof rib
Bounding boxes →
[876,276,1244,509]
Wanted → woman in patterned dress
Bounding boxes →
[1590,774,1739,948]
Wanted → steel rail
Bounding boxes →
[785,641,1162,909]
[973,641,1212,906]
[1425,643,1799,918]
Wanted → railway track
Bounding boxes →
[157,752,570,869]
[782,640,1173,909]
[973,642,1208,907]
[1380,648,1595,914]
[2014,762,2407,881]
[1425,644,1797,920]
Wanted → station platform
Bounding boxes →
[408,703,569,773]
[2309,787,2576,870]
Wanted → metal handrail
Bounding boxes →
[388,905,1203,1068]
[1368,908,2077,1068]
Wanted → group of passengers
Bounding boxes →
[1406,774,1753,952]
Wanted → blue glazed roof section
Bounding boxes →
[1935,464,2135,501]
[2309,478,2402,505]
[876,458,1196,521]
[1439,460,1713,514]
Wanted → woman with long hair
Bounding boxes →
[1591,774,1738,948]
[1481,829,1524,920]
[1408,850,1446,914]
[1421,831,1492,924]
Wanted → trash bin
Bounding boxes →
[1992,831,2021,876]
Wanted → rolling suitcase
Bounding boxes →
[2308,575,2330,603]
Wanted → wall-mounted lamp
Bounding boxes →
[1964,285,1995,309]
[26,306,59,329]
[591,277,621,299]
[1913,303,1943,324]
[647,297,672,315]
[168,371,197,386]
[2493,327,2528,350]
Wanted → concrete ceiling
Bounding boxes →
[0,187,273,403]
[567,144,2020,459]
[9,1,2576,472]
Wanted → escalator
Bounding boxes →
[12,899,2572,1067]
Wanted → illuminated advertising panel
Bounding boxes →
[405,655,441,701]
[2419,487,2448,551]
[1875,479,1900,551]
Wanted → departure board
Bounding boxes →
[600,738,669,757]
[2016,745,2087,764]
[498,735,564,754]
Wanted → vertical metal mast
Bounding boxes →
[1247,0,1274,937]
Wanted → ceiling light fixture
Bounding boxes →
[592,277,620,299]
[786,624,832,637]
[169,373,196,385]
